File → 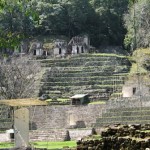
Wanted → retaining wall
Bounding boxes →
[29,104,105,130]
[106,96,150,109]
[0,129,93,142]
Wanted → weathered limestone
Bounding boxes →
[14,108,29,147]
[29,129,92,142]
[76,124,150,150]
[29,105,105,130]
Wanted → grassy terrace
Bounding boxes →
[89,101,106,105]
[107,107,150,112]
[41,80,124,86]
[95,120,150,127]
[94,106,150,127]
[39,53,130,101]
[103,110,150,117]
[39,53,129,66]
[43,66,129,73]
[41,75,126,82]
[42,84,124,88]
[42,61,128,67]
[38,53,128,62]
[43,72,128,78]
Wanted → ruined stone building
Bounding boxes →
[53,40,67,57]
[68,35,90,55]
[30,41,48,56]
[53,35,90,56]
[16,35,91,57]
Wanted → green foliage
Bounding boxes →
[0,0,36,51]
[89,101,106,104]
[90,0,129,46]
[129,48,150,75]
[124,0,150,50]
[0,0,130,52]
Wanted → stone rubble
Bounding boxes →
[72,124,150,150]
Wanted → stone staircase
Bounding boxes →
[39,53,131,101]
[29,129,68,142]
[94,96,150,127]
[29,128,93,142]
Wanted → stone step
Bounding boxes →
[41,84,123,90]
[39,53,130,99]
[43,71,128,79]
[42,61,114,67]
[41,61,111,67]
[44,66,129,74]
[41,58,129,68]
[96,115,150,123]
[29,128,93,142]
[107,107,150,113]
[41,80,124,87]
[94,120,150,127]
[94,106,150,127]
[40,56,118,63]
[29,129,68,142]
[103,110,150,117]
[41,75,126,82]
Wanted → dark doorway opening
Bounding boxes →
[59,48,62,54]
[77,46,79,54]
[81,46,84,53]
[43,51,47,56]
[133,87,136,94]
[33,50,36,55]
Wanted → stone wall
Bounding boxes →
[29,104,105,130]
[29,129,68,142]
[0,133,11,142]
[94,96,150,127]
[0,129,93,142]
[29,129,92,142]
[106,96,150,109]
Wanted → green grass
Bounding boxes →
[32,141,76,150]
[139,130,150,133]
[129,63,147,75]
[89,101,106,105]
[91,53,127,58]
[0,142,14,148]
[110,93,123,97]
[46,98,69,102]
[0,141,76,150]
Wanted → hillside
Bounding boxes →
[38,53,131,103]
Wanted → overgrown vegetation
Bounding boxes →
[129,48,150,75]
[0,0,129,52]
[124,0,150,50]
[0,0,149,54]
